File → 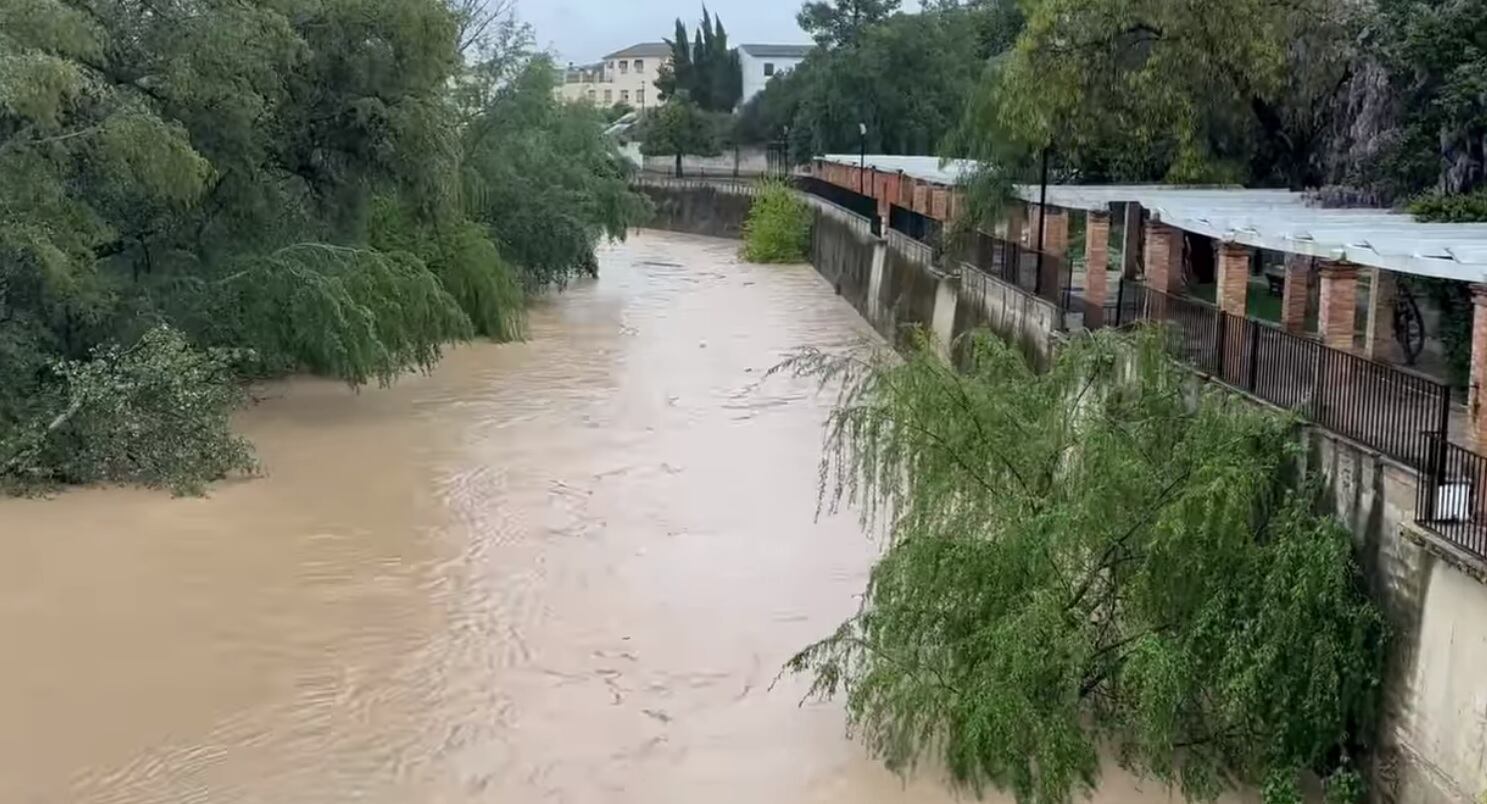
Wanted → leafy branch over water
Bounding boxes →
[777,328,1385,804]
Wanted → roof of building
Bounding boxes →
[603,42,672,59]
[738,43,814,58]
[820,154,1487,283]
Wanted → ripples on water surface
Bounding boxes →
[0,231,1233,804]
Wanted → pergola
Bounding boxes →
[815,153,1487,446]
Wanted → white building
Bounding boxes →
[736,43,812,107]
[559,42,672,111]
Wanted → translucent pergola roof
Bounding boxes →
[820,154,1487,283]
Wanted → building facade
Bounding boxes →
[559,41,814,111]
[737,44,811,107]
[559,42,671,110]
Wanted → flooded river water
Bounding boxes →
[0,230,1211,804]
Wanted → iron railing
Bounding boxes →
[1417,435,1487,560]
[1110,283,1451,472]
[792,176,880,233]
[961,229,1072,308]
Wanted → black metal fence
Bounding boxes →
[960,229,1072,308]
[1417,435,1487,559]
[1109,283,1451,472]
[791,176,880,232]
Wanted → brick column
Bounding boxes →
[1215,242,1250,318]
[1364,267,1398,363]
[1144,223,1180,294]
[1038,208,1069,302]
[1280,254,1312,333]
[1317,261,1360,352]
[1084,210,1111,327]
[1003,203,1025,245]
[1471,285,1487,450]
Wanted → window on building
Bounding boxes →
[635,59,644,71]
[636,88,645,107]
[764,62,775,76]
[621,90,630,102]
[619,60,629,73]
[604,89,612,103]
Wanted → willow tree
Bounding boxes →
[782,328,1384,804]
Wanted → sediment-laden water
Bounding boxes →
[0,230,1231,804]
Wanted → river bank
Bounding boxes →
[0,230,1258,804]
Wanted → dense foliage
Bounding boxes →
[0,0,648,491]
[781,328,1384,804]
[635,98,725,177]
[655,9,742,113]
[737,3,1000,161]
[797,0,900,48]
[742,182,813,263]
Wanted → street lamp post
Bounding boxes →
[858,122,867,193]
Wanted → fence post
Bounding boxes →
[1424,391,1451,521]
[1246,319,1261,392]
[1115,279,1126,327]
[1215,312,1228,378]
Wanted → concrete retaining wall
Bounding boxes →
[1296,428,1487,804]
[630,179,1487,804]
[638,180,757,240]
[953,262,1062,372]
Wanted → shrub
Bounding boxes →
[742,181,812,263]
[1408,190,1487,222]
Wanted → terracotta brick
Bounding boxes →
[1317,261,1360,352]
[913,183,929,215]
[1003,203,1025,243]
[931,188,948,221]
[1471,285,1487,449]
[1084,211,1111,326]
[1281,254,1312,333]
[1143,223,1180,294]
[1365,268,1398,363]
[1216,242,1250,317]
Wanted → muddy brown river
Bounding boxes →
[0,230,1223,803]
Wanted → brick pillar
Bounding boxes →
[1003,203,1024,245]
[1280,254,1312,334]
[1038,209,1069,302]
[1215,242,1250,317]
[1022,203,1037,248]
[1471,285,1487,449]
[1144,223,1179,294]
[1084,210,1111,327]
[1365,268,1398,363]
[1317,261,1360,352]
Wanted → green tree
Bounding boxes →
[636,97,723,177]
[780,328,1384,804]
[738,8,989,159]
[0,0,649,492]
[947,0,1355,205]
[1333,0,1487,201]
[460,57,651,290]
[797,0,903,48]
[655,9,742,112]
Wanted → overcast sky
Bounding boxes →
[521,0,817,65]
